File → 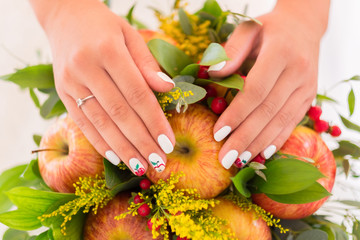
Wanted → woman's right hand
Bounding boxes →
[30,0,176,175]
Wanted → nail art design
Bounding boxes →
[105,150,121,165]
[234,151,252,168]
[158,134,174,154]
[221,150,239,169]
[157,72,175,87]
[129,158,146,176]
[208,61,226,72]
[149,153,166,172]
[263,145,276,159]
[214,126,232,142]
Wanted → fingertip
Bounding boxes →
[157,72,175,88]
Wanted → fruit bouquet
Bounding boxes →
[1,1,360,239]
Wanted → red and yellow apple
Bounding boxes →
[251,126,336,219]
[38,115,104,193]
[138,29,177,45]
[83,192,161,240]
[211,198,271,240]
[146,104,238,199]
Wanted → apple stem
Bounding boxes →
[31,148,68,154]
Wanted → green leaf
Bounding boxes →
[0,165,28,213]
[202,0,223,17]
[3,228,30,240]
[29,88,40,108]
[342,159,350,177]
[0,209,42,230]
[178,8,193,35]
[33,134,42,146]
[49,211,85,240]
[6,187,75,214]
[35,230,51,240]
[296,229,328,240]
[348,88,355,116]
[251,158,325,195]
[353,220,360,240]
[0,65,54,89]
[173,75,195,84]
[266,182,331,204]
[340,115,360,132]
[126,4,135,25]
[333,140,360,159]
[165,82,207,110]
[350,75,360,80]
[196,74,244,91]
[110,176,144,196]
[21,159,42,181]
[338,200,360,208]
[148,39,193,77]
[40,91,66,119]
[180,64,199,77]
[316,94,337,104]
[231,167,255,198]
[199,43,230,66]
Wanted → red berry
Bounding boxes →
[137,203,151,216]
[203,85,217,99]
[330,125,342,137]
[314,119,329,133]
[177,237,189,240]
[211,97,227,114]
[308,105,322,120]
[134,194,144,204]
[147,218,161,231]
[197,65,209,79]
[139,179,152,190]
[252,154,266,165]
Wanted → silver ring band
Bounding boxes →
[76,95,95,108]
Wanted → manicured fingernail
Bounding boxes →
[263,145,276,159]
[222,150,239,169]
[208,61,226,72]
[238,151,252,167]
[149,153,166,172]
[157,72,175,87]
[214,126,232,142]
[105,150,121,165]
[129,158,146,176]
[158,134,174,154]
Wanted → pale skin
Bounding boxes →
[29,0,330,173]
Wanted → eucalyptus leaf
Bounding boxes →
[251,158,325,195]
[180,64,199,77]
[199,43,230,66]
[3,228,30,240]
[333,140,360,159]
[178,8,193,35]
[296,229,328,240]
[29,88,40,108]
[196,74,244,91]
[148,39,193,77]
[174,81,206,104]
[0,209,42,231]
[348,88,355,116]
[231,167,255,198]
[340,115,360,132]
[173,75,195,84]
[266,182,331,204]
[0,64,54,89]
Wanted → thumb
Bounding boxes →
[122,21,175,93]
[209,21,262,78]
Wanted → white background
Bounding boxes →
[0,0,359,237]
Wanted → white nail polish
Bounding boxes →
[157,72,175,87]
[263,145,276,159]
[222,150,239,169]
[105,150,121,165]
[208,61,226,72]
[238,151,252,167]
[129,158,146,176]
[214,126,232,142]
[158,134,174,154]
[149,153,166,172]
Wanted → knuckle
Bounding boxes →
[74,117,87,131]
[108,103,129,120]
[259,101,277,119]
[248,82,267,103]
[127,87,149,106]
[69,48,90,67]
[277,110,290,128]
[90,112,108,131]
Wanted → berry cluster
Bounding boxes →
[307,105,341,137]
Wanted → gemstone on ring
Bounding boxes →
[76,95,95,108]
